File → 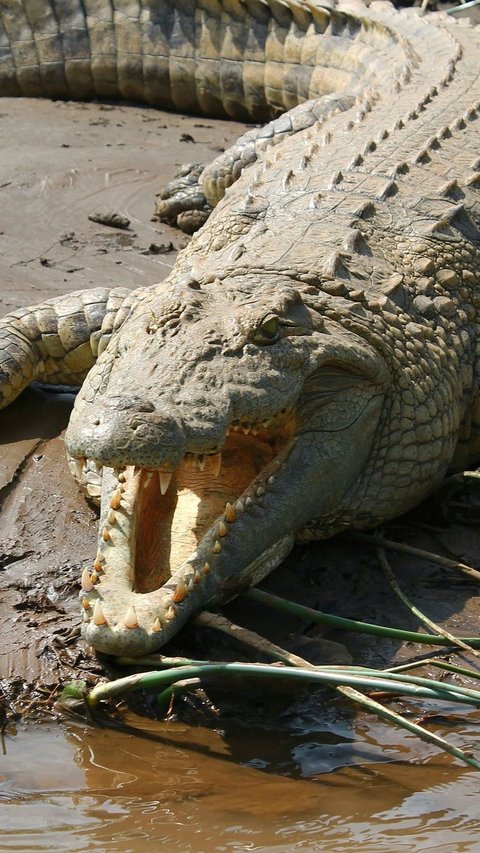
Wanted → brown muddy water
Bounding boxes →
[2,91,480,852]
[2,707,480,852]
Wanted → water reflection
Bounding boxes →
[1,710,479,852]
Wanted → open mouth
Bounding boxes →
[79,410,296,655]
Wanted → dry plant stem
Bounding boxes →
[196,611,365,715]
[339,685,480,772]
[377,547,480,663]
[195,611,315,668]
[353,532,480,583]
[387,658,480,681]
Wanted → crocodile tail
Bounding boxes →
[0,0,405,119]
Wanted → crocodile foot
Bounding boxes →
[154,163,212,234]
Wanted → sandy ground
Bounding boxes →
[1,87,480,724]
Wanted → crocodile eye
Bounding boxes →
[252,314,280,344]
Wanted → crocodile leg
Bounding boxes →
[0,287,130,409]
[155,93,356,233]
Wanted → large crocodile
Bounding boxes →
[1,0,480,659]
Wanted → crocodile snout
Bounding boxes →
[66,400,186,470]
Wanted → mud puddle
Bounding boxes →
[2,96,480,852]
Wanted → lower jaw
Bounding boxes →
[79,439,294,656]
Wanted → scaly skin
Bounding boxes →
[1,0,480,656]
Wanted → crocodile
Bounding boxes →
[1,0,480,659]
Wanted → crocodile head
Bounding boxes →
[65,274,389,656]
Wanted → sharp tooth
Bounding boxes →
[165,605,176,621]
[225,502,236,523]
[152,617,162,632]
[159,470,172,495]
[144,471,153,488]
[187,577,194,591]
[81,596,91,610]
[173,579,188,603]
[74,458,85,480]
[267,475,275,485]
[262,420,270,429]
[252,427,258,435]
[96,551,106,563]
[202,562,210,574]
[213,540,222,553]
[217,521,228,537]
[107,508,116,525]
[93,600,107,626]
[211,453,222,477]
[134,466,142,478]
[102,528,111,541]
[194,570,201,584]
[124,606,138,629]
[242,425,251,435]
[94,559,104,572]
[118,471,126,483]
[81,568,94,592]
[235,500,245,513]
[110,490,122,509]
[256,486,265,497]
[245,496,253,508]
[197,455,206,471]
[91,571,99,584]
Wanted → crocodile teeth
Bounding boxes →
[109,489,122,509]
[197,455,206,471]
[242,425,251,435]
[93,600,107,626]
[225,502,236,523]
[256,486,265,497]
[211,453,222,477]
[213,540,222,553]
[74,458,85,480]
[124,606,138,629]
[159,470,172,495]
[102,528,110,541]
[96,550,106,563]
[202,562,210,574]
[151,617,162,633]
[81,568,94,592]
[107,508,116,525]
[194,570,201,584]
[217,521,228,537]
[165,606,176,621]
[81,596,90,610]
[172,578,188,603]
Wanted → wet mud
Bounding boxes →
[1,90,480,851]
